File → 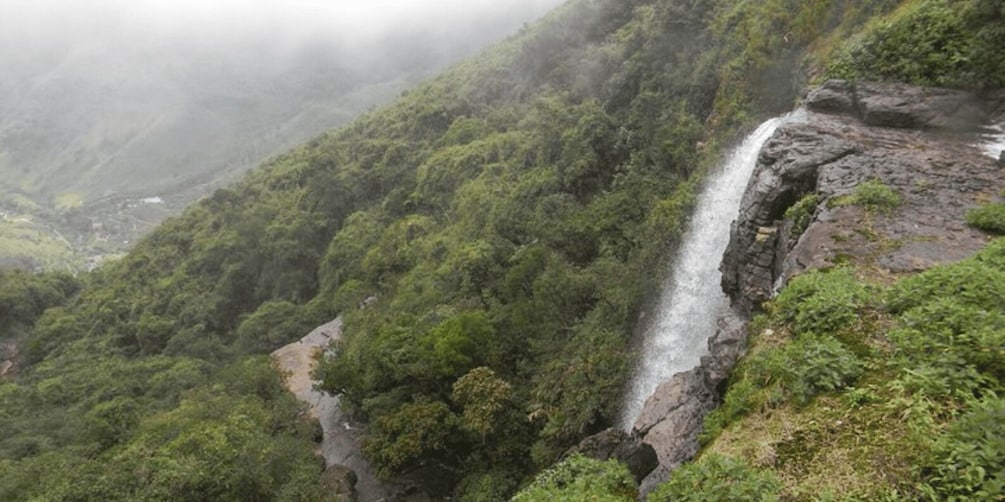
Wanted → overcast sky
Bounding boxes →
[0,0,565,59]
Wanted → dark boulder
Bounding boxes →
[321,465,359,502]
[567,428,658,484]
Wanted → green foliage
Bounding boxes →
[511,454,637,501]
[234,300,320,354]
[0,358,322,501]
[924,396,1005,500]
[701,239,1005,497]
[966,202,1005,234]
[746,333,865,406]
[452,367,514,443]
[0,269,79,340]
[850,179,901,214]
[364,399,459,478]
[0,0,967,498]
[773,267,873,335]
[885,255,1005,314]
[827,0,1005,89]
[784,193,820,235]
[650,454,781,502]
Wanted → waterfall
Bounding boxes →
[619,112,801,430]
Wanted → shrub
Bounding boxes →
[965,203,1005,234]
[887,296,1005,399]
[511,454,636,501]
[826,0,1005,89]
[784,193,820,236]
[649,454,781,502]
[885,260,1005,314]
[774,268,872,335]
[850,179,901,214]
[924,397,1005,500]
[974,237,1005,271]
[751,334,865,406]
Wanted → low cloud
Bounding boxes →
[0,0,564,59]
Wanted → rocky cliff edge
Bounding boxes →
[627,80,1005,493]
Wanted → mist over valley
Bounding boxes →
[0,0,563,270]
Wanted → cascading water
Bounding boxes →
[976,122,1005,160]
[619,112,802,430]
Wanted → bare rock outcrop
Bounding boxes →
[723,80,1005,313]
[0,341,18,378]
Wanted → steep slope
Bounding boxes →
[3,0,1002,500]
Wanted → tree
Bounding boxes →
[452,367,513,443]
[363,399,458,477]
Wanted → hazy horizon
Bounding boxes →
[0,0,566,269]
[0,0,566,202]
[0,0,565,62]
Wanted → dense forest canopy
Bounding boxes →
[1,0,1003,500]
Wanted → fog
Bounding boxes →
[0,0,563,64]
[0,0,565,203]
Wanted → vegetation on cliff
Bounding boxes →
[1,0,1003,499]
[696,238,1005,499]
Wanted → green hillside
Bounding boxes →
[1,0,1002,500]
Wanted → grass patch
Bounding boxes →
[849,179,901,214]
[965,202,1005,234]
[828,179,902,216]
[649,454,781,502]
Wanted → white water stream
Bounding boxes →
[976,123,1005,160]
[619,112,802,430]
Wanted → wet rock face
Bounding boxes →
[723,80,1005,314]
[631,311,748,492]
[806,79,985,131]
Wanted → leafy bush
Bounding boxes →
[784,193,820,236]
[748,334,865,406]
[974,237,1005,270]
[511,454,636,501]
[850,179,901,214]
[773,267,872,335]
[827,0,1005,89]
[650,454,781,502]
[885,260,1005,314]
[966,202,1005,234]
[896,298,1005,380]
[924,397,1005,500]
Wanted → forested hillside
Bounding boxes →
[1,0,1002,500]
